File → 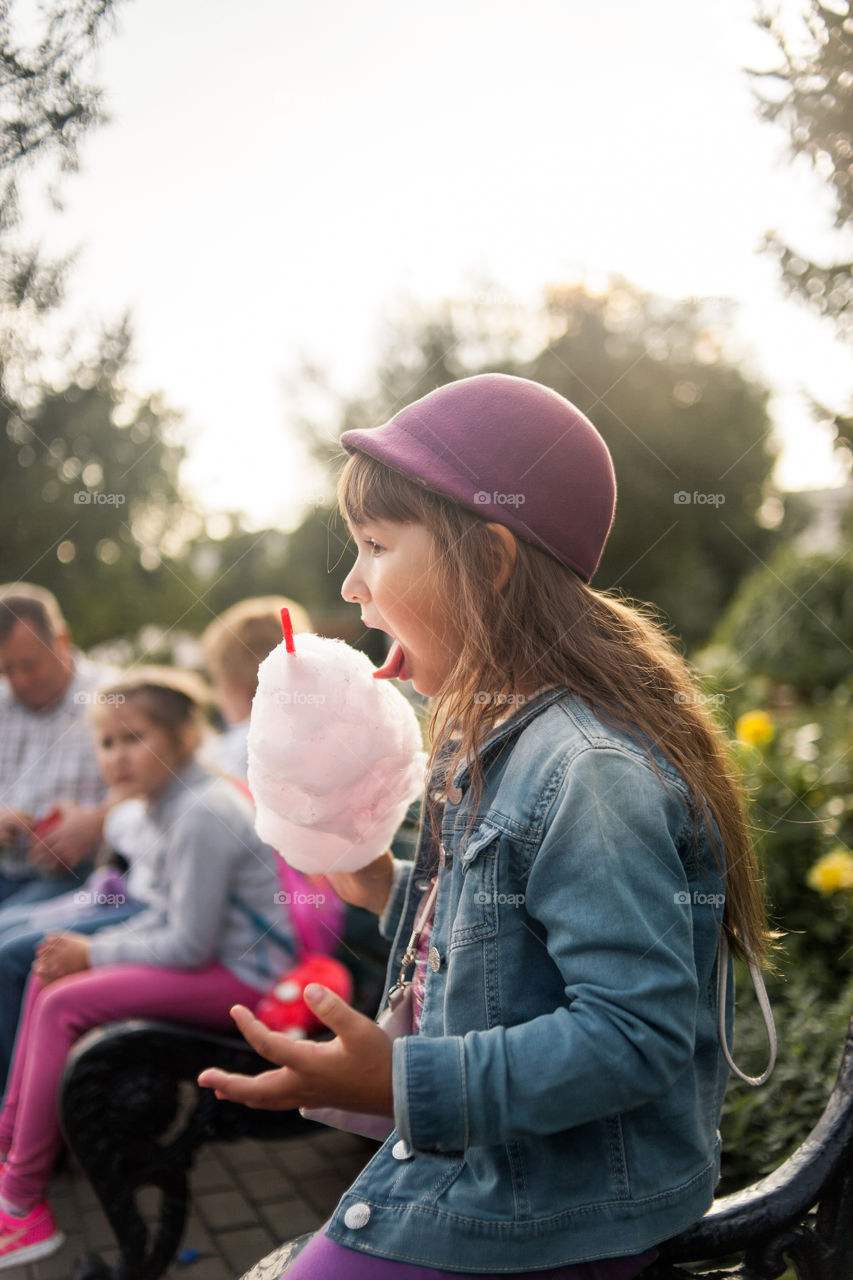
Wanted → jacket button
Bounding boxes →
[446,784,463,805]
[392,1138,413,1160]
[344,1202,371,1229]
[427,946,441,972]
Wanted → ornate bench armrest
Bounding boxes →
[60,1020,314,1280]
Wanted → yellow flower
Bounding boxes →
[807,849,853,895]
[735,710,775,747]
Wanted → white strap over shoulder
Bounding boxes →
[716,934,777,1087]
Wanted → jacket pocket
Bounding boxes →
[450,822,501,947]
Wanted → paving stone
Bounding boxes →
[257,1196,323,1241]
[268,1137,333,1177]
[176,1216,219,1254]
[81,1206,119,1250]
[196,1187,258,1232]
[219,1139,281,1173]
[298,1172,352,1216]
[164,1255,233,1280]
[216,1225,278,1273]
[232,1166,293,1205]
[189,1151,234,1191]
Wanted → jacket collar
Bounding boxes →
[450,686,568,789]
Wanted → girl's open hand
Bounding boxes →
[197,984,394,1114]
[34,932,92,984]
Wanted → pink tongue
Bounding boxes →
[373,639,405,680]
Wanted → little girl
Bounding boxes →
[200,374,770,1279]
[0,667,295,1269]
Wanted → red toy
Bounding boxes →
[255,953,353,1038]
[31,808,62,838]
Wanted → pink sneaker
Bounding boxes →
[0,1200,64,1269]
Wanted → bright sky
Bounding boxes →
[26,0,853,529]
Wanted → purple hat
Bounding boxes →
[340,373,616,582]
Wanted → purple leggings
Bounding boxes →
[0,963,261,1208]
[285,1231,657,1279]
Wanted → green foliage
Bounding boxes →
[701,555,853,1191]
[719,959,853,1193]
[755,1,853,342]
[0,0,118,359]
[0,325,200,648]
[710,546,853,693]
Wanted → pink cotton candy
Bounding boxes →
[247,633,426,873]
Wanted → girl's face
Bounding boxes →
[93,699,190,802]
[341,518,458,696]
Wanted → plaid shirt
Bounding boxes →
[0,652,110,877]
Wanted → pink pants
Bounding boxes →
[0,963,261,1208]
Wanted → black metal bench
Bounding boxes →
[60,904,390,1280]
[237,1014,853,1280]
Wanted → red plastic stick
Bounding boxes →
[281,607,295,654]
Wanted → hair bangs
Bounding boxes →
[337,451,438,527]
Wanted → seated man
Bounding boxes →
[201,595,311,780]
[0,584,111,907]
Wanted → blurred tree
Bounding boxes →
[754,1,853,339]
[0,323,204,648]
[0,0,118,366]
[529,284,777,646]
[282,283,777,650]
[752,3,853,479]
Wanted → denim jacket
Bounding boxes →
[326,689,733,1272]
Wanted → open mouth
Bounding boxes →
[372,638,408,682]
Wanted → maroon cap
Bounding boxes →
[340,373,616,582]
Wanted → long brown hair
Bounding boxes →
[338,451,770,964]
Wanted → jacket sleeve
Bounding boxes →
[393,746,703,1152]
[89,802,240,970]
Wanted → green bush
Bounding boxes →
[719,959,853,1194]
[696,570,853,1192]
[710,548,853,695]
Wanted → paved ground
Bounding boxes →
[5,1127,378,1280]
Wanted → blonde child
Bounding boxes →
[0,668,294,1268]
[200,375,770,1280]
